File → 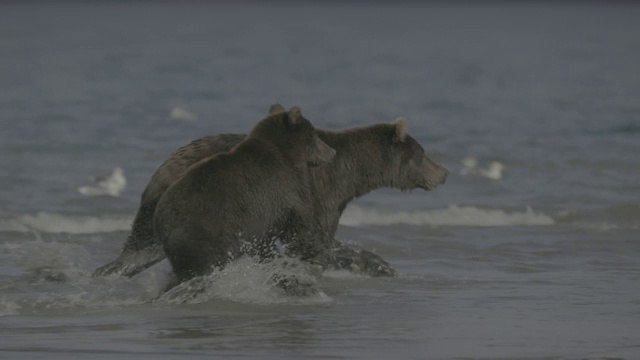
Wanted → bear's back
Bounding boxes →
[156,136,304,241]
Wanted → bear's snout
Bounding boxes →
[421,154,448,190]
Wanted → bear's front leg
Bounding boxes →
[310,241,397,277]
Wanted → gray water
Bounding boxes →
[1,2,639,359]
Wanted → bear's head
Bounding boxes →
[383,117,448,191]
[250,105,335,167]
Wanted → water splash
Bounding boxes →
[155,257,330,305]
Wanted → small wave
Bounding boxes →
[0,298,20,316]
[17,239,96,284]
[0,244,170,316]
[0,212,132,234]
[0,279,163,316]
[339,205,554,227]
[556,203,640,231]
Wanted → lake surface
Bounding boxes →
[1,2,639,359]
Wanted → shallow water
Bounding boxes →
[1,2,639,359]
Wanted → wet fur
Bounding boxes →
[94,108,447,278]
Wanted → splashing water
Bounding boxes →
[155,256,331,306]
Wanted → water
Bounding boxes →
[1,2,639,359]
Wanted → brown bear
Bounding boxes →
[153,106,335,281]
[93,104,448,278]
[92,134,247,278]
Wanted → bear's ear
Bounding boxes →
[287,106,303,125]
[269,103,286,115]
[393,117,408,142]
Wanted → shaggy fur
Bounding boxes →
[93,105,448,278]
[153,107,334,280]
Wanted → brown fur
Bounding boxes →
[93,105,448,278]
[153,107,334,280]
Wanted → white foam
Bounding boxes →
[0,212,132,234]
[340,205,554,227]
